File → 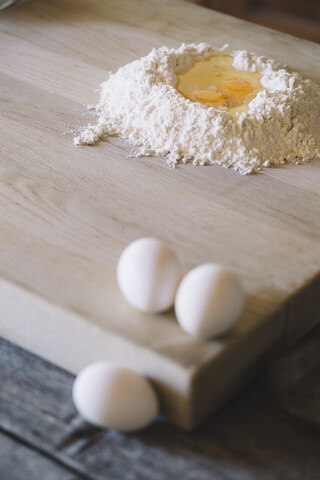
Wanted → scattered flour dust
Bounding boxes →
[74,43,320,175]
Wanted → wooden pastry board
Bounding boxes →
[0,0,319,430]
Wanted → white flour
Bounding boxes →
[75,44,320,174]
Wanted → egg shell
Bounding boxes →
[72,362,158,432]
[175,264,244,339]
[117,237,182,313]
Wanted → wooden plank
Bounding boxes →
[0,0,319,429]
[1,335,320,479]
[0,432,90,480]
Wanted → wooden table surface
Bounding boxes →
[1,327,320,480]
[1,0,320,430]
[1,0,320,475]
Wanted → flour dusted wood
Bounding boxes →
[75,44,320,174]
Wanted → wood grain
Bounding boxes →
[0,0,319,429]
[0,433,83,480]
[1,333,320,480]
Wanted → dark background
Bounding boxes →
[188,0,320,43]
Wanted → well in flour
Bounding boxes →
[74,43,320,175]
[176,54,263,115]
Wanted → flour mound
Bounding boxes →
[75,43,320,175]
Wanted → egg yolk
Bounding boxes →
[176,55,263,114]
[194,90,226,105]
[219,79,253,101]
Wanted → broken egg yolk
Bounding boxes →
[176,55,263,115]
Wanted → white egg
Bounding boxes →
[72,362,158,431]
[175,263,244,339]
[117,237,182,313]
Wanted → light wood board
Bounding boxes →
[0,0,319,430]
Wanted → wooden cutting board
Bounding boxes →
[0,0,319,430]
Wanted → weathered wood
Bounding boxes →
[0,0,320,429]
[0,432,88,480]
[270,334,320,425]
[1,332,320,480]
